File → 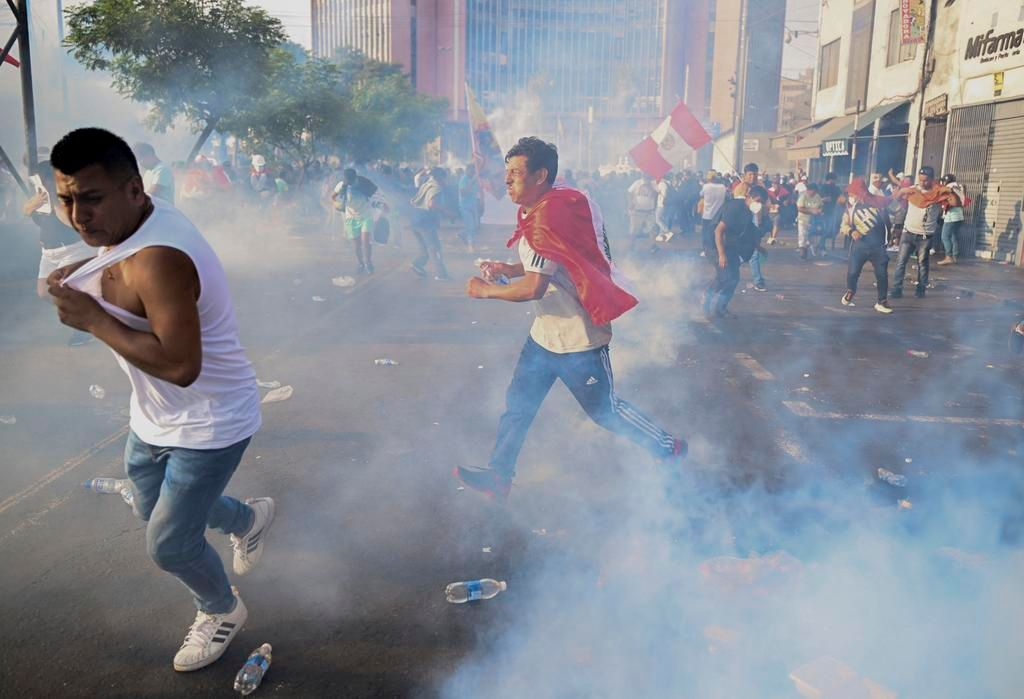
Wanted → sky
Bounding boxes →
[249,0,313,49]
[782,0,820,78]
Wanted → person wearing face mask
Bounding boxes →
[839,178,893,314]
[702,185,771,318]
[891,166,950,299]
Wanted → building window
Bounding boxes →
[818,39,840,90]
[886,9,917,65]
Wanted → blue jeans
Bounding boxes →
[747,249,765,286]
[125,431,254,614]
[703,250,742,315]
[893,233,931,294]
[489,338,676,477]
[941,220,961,258]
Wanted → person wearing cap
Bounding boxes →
[937,173,966,265]
[839,178,892,314]
[891,166,949,299]
[698,170,728,255]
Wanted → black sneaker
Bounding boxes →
[454,466,512,502]
[890,289,903,299]
[754,283,767,292]
[366,262,375,274]
[915,288,926,298]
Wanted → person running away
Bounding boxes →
[47,128,274,673]
[839,177,893,314]
[457,137,687,501]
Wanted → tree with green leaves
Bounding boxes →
[64,0,286,161]
[218,48,349,169]
[334,48,448,163]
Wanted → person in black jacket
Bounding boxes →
[702,185,770,319]
[839,177,893,314]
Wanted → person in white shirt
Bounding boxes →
[654,177,673,242]
[48,128,273,674]
[698,171,727,254]
[134,142,175,204]
[626,174,658,246]
[458,138,686,500]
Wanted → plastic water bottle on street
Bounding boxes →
[446,578,507,603]
[89,384,106,399]
[83,478,134,505]
[374,358,399,366]
[234,643,272,696]
[877,468,908,488]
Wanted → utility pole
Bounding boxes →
[732,0,749,173]
[17,0,39,175]
[0,0,37,193]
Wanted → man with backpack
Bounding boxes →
[702,185,771,318]
[332,168,379,274]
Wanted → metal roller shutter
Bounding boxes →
[945,103,994,257]
[985,100,1024,264]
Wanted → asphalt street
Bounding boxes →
[1,217,1022,697]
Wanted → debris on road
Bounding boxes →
[482,547,492,553]
[234,643,273,696]
[898,498,913,510]
[82,478,134,506]
[477,365,484,369]
[456,486,465,491]
[907,350,929,358]
[0,415,15,425]
[311,296,326,302]
[89,384,106,399]
[877,468,908,487]
[374,358,399,366]
[256,379,281,389]
[790,656,897,699]
[532,528,548,536]
[699,550,802,592]
[445,578,506,603]
[331,276,356,288]
[261,385,294,404]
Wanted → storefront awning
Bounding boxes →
[786,116,856,161]
[789,100,912,161]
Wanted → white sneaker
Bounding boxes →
[173,590,247,672]
[231,497,275,576]
[841,292,855,307]
[655,233,667,242]
[663,230,675,242]
[874,301,893,314]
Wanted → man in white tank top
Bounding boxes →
[45,128,273,673]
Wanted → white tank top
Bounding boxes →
[64,199,261,449]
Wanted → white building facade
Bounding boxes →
[795,0,1024,263]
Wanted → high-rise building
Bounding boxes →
[778,68,813,132]
[310,0,466,121]
[703,0,786,136]
[309,1,714,166]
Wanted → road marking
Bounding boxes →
[822,305,847,314]
[0,425,129,517]
[0,495,73,547]
[733,353,774,380]
[783,400,1024,427]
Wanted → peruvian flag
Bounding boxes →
[629,100,711,179]
[2,53,19,68]
[508,186,638,325]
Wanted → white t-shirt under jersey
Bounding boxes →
[64,199,261,449]
[519,237,612,354]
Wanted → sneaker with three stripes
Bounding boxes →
[231,497,276,576]
[173,589,247,672]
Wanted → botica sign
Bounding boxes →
[821,139,850,158]
[964,25,1024,64]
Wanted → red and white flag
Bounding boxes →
[2,53,19,68]
[629,101,711,179]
